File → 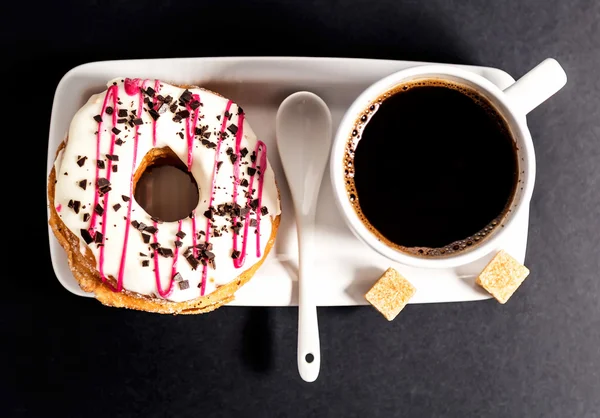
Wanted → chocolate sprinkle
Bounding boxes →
[133,118,143,126]
[186,255,199,270]
[142,233,151,243]
[227,124,238,135]
[83,213,90,222]
[176,231,186,239]
[96,160,105,169]
[131,220,140,229]
[144,225,158,234]
[151,216,163,224]
[173,272,183,282]
[226,147,233,155]
[112,165,118,173]
[229,154,237,164]
[247,167,257,176]
[93,115,103,123]
[249,218,257,227]
[240,148,248,157]
[169,103,178,113]
[240,178,249,187]
[113,203,121,212]
[250,199,259,211]
[203,208,214,220]
[72,200,81,214]
[105,107,114,115]
[231,250,241,259]
[158,247,173,258]
[96,178,111,195]
[94,204,104,216]
[178,280,190,290]
[148,109,160,120]
[115,138,124,146]
[106,154,119,161]
[176,109,190,119]
[94,231,104,244]
[80,229,93,244]
[142,260,149,267]
[177,132,184,139]
[76,156,87,167]
[78,180,87,190]
[146,87,155,97]
[111,127,121,135]
[180,90,192,103]
[261,206,269,216]
[190,100,201,110]
[175,241,183,248]
[150,242,160,250]
[164,95,173,104]
[251,151,257,162]
[117,118,127,124]
[122,195,130,202]
[217,161,223,170]
[118,109,128,117]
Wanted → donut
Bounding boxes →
[48,78,281,314]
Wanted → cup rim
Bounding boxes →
[330,64,537,269]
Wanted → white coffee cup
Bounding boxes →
[330,58,567,269]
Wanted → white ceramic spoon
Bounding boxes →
[276,91,333,382]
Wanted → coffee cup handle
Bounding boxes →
[503,58,567,116]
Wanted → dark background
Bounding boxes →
[3,0,599,417]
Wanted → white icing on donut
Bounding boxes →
[53,78,281,302]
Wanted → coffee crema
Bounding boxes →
[344,79,519,257]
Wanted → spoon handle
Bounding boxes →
[297,220,320,382]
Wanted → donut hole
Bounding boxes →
[133,147,199,222]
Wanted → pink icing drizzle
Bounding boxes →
[151,79,161,147]
[147,80,182,298]
[185,93,203,254]
[254,143,268,257]
[198,100,233,295]
[56,204,62,213]
[89,85,118,233]
[88,84,118,290]
[236,140,268,265]
[151,219,182,298]
[186,94,202,170]
[112,79,146,291]
[231,113,246,267]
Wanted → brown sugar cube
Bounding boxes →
[365,268,416,321]
[476,250,530,304]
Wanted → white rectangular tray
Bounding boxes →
[47,56,528,306]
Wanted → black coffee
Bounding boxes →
[344,80,518,257]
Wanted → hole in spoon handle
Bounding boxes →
[298,303,320,382]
